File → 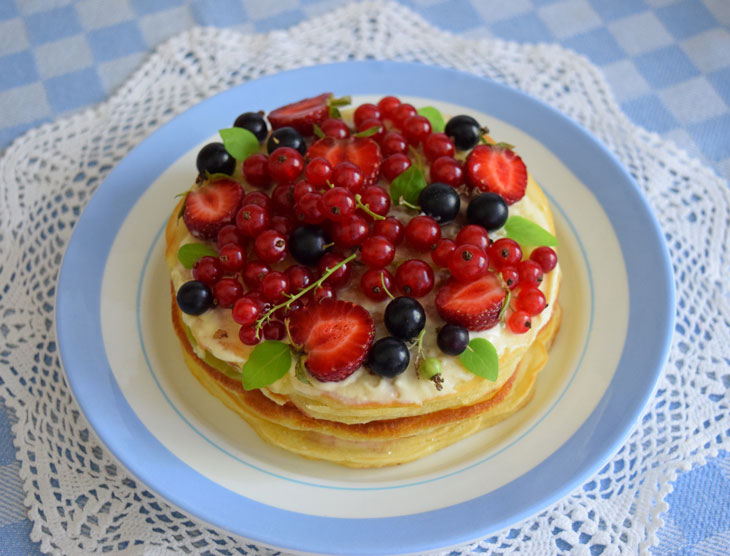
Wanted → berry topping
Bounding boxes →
[418,182,461,224]
[317,252,352,288]
[402,114,432,146]
[384,296,426,340]
[489,238,522,270]
[380,153,411,182]
[515,287,547,316]
[517,259,544,287]
[242,261,271,290]
[176,280,214,315]
[196,142,236,176]
[232,296,262,326]
[243,153,271,189]
[331,161,365,193]
[437,324,469,356]
[435,271,507,331]
[236,203,270,237]
[429,156,464,188]
[455,224,490,252]
[367,337,410,378]
[289,299,375,382]
[395,259,434,298]
[304,157,333,187]
[253,229,287,263]
[213,277,244,308]
[267,92,332,135]
[465,144,527,205]
[307,136,382,187]
[267,126,306,156]
[218,243,246,272]
[448,244,489,283]
[260,271,290,303]
[354,103,381,128]
[289,225,330,265]
[405,215,441,251]
[193,255,222,286]
[321,187,356,221]
[507,310,532,334]
[361,235,396,268]
[267,146,304,183]
[183,179,244,240]
[467,192,509,231]
[431,238,456,268]
[381,131,408,156]
[377,96,401,118]
[423,132,455,162]
[233,111,268,142]
[529,246,558,272]
[444,115,483,151]
[319,117,350,139]
[373,216,405,245]
[360,268,394,302]
[330,213,369,248]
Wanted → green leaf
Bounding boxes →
[219,127,259,161]
[177,243,218,269]
[312,123,325,139]
[242,340,292,390]
[353,125,379,138]
[504,215,558,246]
[459,338,499,381]
[417,106,445,133]
[389,165,427,206]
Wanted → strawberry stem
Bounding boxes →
[254,252,358,332]
[355,194,386,221]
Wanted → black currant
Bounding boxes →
[367,337,410,378]
[267,126,306,156]
[418,182,461,224]
[384,296,426,340]
[289,226,330,265]
[444,115,485,151]
[437,324,470,355]
[234,111,268,142]
[467,192,509,231]
[176,280,214,315]
[196,142,236,176]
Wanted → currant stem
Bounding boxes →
[254,252,358,331]
[401,199,421,211]
[380,272,395,300]
[355,194,386,221]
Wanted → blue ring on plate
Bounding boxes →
[56,60,674,556]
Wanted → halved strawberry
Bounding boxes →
[183,179,244,240]
[435,271,507,331]
[268,92,332,136]
[288,299,375,382]
[307,136,382,187]
[465,144,527,205]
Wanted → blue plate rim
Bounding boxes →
[56,60,674,555]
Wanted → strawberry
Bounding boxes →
[288,299,375,382]
[268,92,332,136]
[307,136,382,187]
[183,179,244,240]
[464,144,527,205]
[435,271,507,331]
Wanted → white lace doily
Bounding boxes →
[1,2,728,554]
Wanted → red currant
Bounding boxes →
[507,310,532,334]
[402,115,432,146]
[530,246,558,272]
[392,103,417,129]
[515,287,547,316]
[359,185,390,218]
[260,271,290,302]
[242,261,270,289]
[361,235,395,268]
[360,268,395,301]
[216,224,243,248]
[218,243,246,272]
[423,133,455,161]
[321,186,356,221]
[213,277,243,308]
[377,95,401,118]
[381,153,411,182]
[304,157,333,188]
[285,265,313,293]
[317,252,351,288]
[489,238,522,270]
[455,224,490,252]
[270,214,295,238]
[331,213,369,248]
[429,156,464,188]
[395,259,434,297]
[193,256,221,286]
[293,181,315,203]
[357,118,385,143]
[267,146,304,183]
[354,103,381,128]
[311,284,336,303]
[320,118,350,139]
[241,191,271,212]
[431,238,456,268]
[241,290,269,312]
[271,183,295,216]
[262,320,286,341]
[296,192,326,225]
[331,162,364,193]
[517,260,544,287]
[238,325,261,346]
[243,153,270,188]
[501,266,520,289]
[380,131,408,156]
[236,204,270,237]
[254,229,287,263]
[232,296,261,326]
[448,244,488,282]
[405,215,441,251]
[373,216,405,245]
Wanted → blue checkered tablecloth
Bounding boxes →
[0,1,728,555]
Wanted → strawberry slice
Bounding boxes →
[268,92,333,136]
[465,144,527,205]
[435,271,507,331]
[183,179,244,240]
[288,299,375,382]
[307,136,382,187]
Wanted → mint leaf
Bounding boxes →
[242,340,292,390]
[389,165,427,206]
[353,125,379,138]
[177,243,218,269]
[417,106,445,133]
[459,338,498,381]
[219,127,259,161]
[504,215,558,246]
